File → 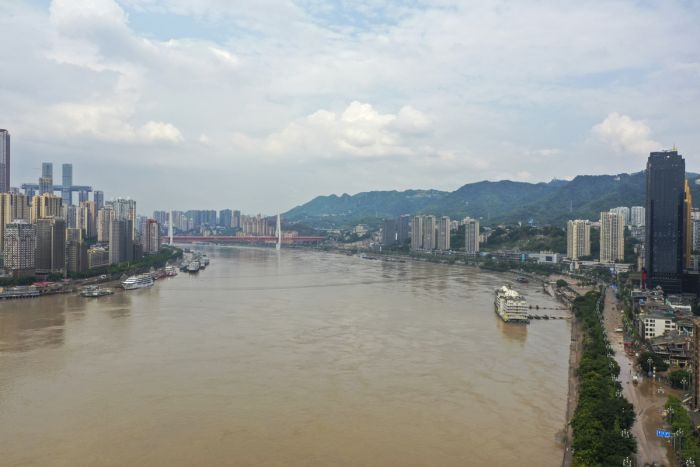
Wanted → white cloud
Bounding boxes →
[592,112,660,156]
[234,101,431,160]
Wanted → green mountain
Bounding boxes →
[284,172,700,228]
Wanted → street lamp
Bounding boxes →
[682,377,688,393]
[667,406,675,423]
[674,429,684,452]
[647,358,654,377]
[686,458,695,467]
[621,429,632,439]
[622,456,632,467]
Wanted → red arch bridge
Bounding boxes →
[171,235,325,244]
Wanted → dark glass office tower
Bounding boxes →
[645,150,687,293]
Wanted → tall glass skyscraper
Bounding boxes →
[62,163,73,205]
[645,150,690,293]
[0,129,10,193]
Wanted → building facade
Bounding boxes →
[219,209,233,228]
[3,221,35,276]
[66,228,88,274]
[411,216,424,250]
[0,129,9,193]
[0,192,30,253]
[61,163,73,205]
[422,215,436,250]
[566,219,591,260]
[142,219,161,254]
[382,218,398,247]
[437,216,450,251]
[464,218,480,254]
[600,212,624,263]
[35,217,66,274]
[109,219,134,265]
[31,194,63,222]
[397,215,410,245]
[645,151,689,292]
[631,206,645,227]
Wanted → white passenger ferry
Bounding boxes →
[494,285,529,323]
[121,274,155,290]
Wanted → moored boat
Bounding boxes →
[187,260,200,273]
[494,285,529,323]
[80,285,114,297]
[165,265,178,277]
[121,274,155,290]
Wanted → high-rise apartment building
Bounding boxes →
[630,206,645,227]
[61,163,73,205]
[219,209,233,228]
[88,247,109,269]
[0,192,30,253]
[645,151,690,292]
[66,228,88,274]
[78,190,89,204]
[600,212,624,263]
[109,219,134,264]
[566,219,591,260]
[93,190,104,210]
[382,218,398,246]
[232,210,241,229]
[97,206,114,243]
[437,216,450,251]
[31,194,63,222]
[610,206,630,226]
[39,162,53,195]
[397,215,411,245]
[108,198,137,240]
[78,201,97,239]
[422,215,436,250]
[35,217,66,274]
[142,219,161,254]
[411,216,424,250]
[3,221,35,276]
[0,129,9,193]
[464,218,480,254]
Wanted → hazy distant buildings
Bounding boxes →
[382,218,398,246]
[219,209,233,228]
[0,192,30,253]
[93,190,104,210]
[645,150,691,292]
[437,216,450,251]
[600,212,624,263]
[610,206,630,226]
[411,216,424,250]
[108,198,137,241]
[35,217,66,274]
[3,221,35,276]
[566,219,591,260]
[232,210,241,229]
[109,219,133,265]
[463,218,480,254]
[631,206,645,227]
[142,219,161,254]
[0,129,9,193]
[61,163,73,205]
[39,162,53,195]
[88,246,109,269]
[66,228,88,274]
[77,201,97,239]
[31,194,63,222]
[397,215,410,244]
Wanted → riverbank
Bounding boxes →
[562,309,583,467]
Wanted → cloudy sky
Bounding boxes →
[2,0,699,214]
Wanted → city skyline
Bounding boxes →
[1,1,699,213]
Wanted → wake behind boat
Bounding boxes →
[494,285,529,323]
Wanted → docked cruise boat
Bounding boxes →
[187,260,200,273]
[121,274,155,290]
[494,285,529,323]
[164,265,178,277]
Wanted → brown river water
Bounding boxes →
[0,247,570,466]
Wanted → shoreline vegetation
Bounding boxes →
[570,290,636,466]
